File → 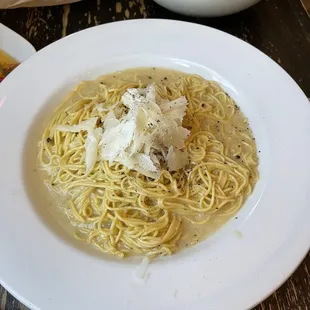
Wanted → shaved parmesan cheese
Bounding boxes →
[57,117,99,173]
[85,128,101,173]
[135,153,158,171]
[101,119,136,164]
[134,256,150,282]
[160,96,188,124]
[118,152,160,179]
[95,101,120,113]
[95,104,106,113]
[57,117,97,133]
[170,126,190,149]
[99,84,190,178]
[104,110,120,129]
[60,84,191,178]
[167,146,189,171]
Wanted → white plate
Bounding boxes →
[0,20,309,310]
[0,23,35,62]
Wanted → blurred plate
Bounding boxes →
[300,0,310,17]
[0,23,35,62]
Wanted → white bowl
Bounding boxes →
[0,23,35,62]
[153,0,261,17]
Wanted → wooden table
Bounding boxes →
[0,0,309,309]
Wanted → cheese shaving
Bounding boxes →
[57,118,99,173]
[100,84,190,178]
[167,146,189,171]
[134,256,150,282]
[57,85,190,178]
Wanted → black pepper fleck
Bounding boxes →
[46,137,51,143]
[96,118,103,127]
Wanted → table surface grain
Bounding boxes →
[0,0,310,309]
